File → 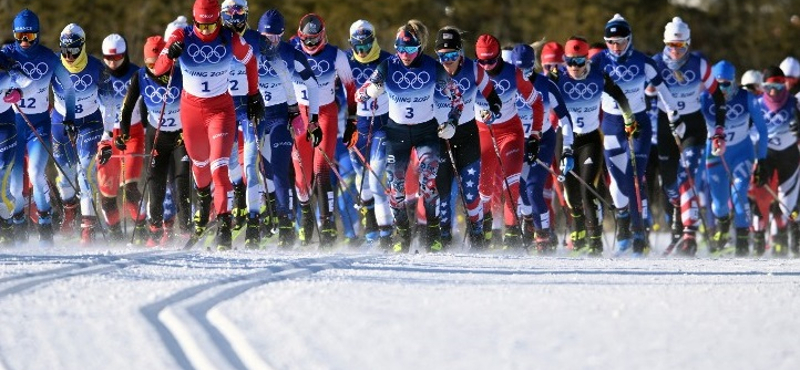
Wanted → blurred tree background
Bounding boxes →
[1,0,799,77]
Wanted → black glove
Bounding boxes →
[489,101,502,117]
[343,117,358,148]
[247,93,264,123]
[167,41,184,60]
[97,140,113,165]
[0,53,15,71]
[307,116,322,147]
[63,121,77,141]
[525,135,540,164]
[753,160,768,187]
[114,133,129,151]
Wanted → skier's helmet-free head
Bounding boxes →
[221,0,248,32]
[59,23,86,59]
[298,13,326,54]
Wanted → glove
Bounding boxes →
[97,140,113,165]
[489,101,502,117]
[524,133,540,164]
[669,112,687,139]
[3,88,21,104]
[114,133,130,151]
[753,160,768,187]
[306,115,322,147]
[287,103,303,136]
[167,41,184,60]
[623,113,640,139]
[438,122,456,140]
[176,131,184,147]
[790,120,798,134]
[247,93,264,123]
[0,54,15,71]
[479,109,496,124]
[560,147,574,175]
[63,121,77,141]
[711,126,726,156]
[343,117,358,148]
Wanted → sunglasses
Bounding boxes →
[353,43,372,54]
[477,57,499,66]
[224,4,246,15]
[14,32,37,42]
[195,22,218,32]
[396,45,421,55]
[104,54,125,62]
[717,80,733,88]
[61,46,82,58]
[665,41,688,49]
[763,82,786,91]
[565,56,587,67]
[604,37,629,46]
[437,50,460,63]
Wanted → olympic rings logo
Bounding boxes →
[391,71,430,89]
[452,77,471,93]
[351,67,375,84]
[563,81,599,100]
[605,64,640,82]
[762,109,790,126]
[661,69,696,86]
[307,59,331,75]
[258,57,288,77]
[492,79,511,95]
[144,85,180,104]
[515,92,528,109]
[111,80,129,98]
[70,74,93,92]
[710,103,745,121]
[18,61,49,80]
[186,44,227,64]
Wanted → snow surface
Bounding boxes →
[1,237,800,370]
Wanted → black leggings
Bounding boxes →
[564,129,605,231]
[145,126,192,229]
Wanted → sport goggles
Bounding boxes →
[61,46,82,58]
[195,22,218,32]
[565,56,587,67]
[302,34,322,46]
[763,82,786,91]
[224,5,247,15]
[104,54,125,62]
[665,41,688,49]
[353,43,372,54]
[396,45,421,55]
[604,36,629,46]
[477,57,499,66]
[14,32,37,42]
[437,50,461,63]
[717,80,733,88]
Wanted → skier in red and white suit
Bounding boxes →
[154,0,263,250]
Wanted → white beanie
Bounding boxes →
[664,16,690,43]
[779,56,800,78]
[165,16,189,39]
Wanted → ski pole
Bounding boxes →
[65,126,109,243]
[349,145,388,194]
[534,158,615,211]
[444,139,476,244]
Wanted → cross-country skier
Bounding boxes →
[1,9,75,244]
[592,13,686,255]
[432,26,502,249]
[354,19,462,252]
[96,33,147,243]
[702,60,767,256]
[0,60,31,245]
[154,0,264,250]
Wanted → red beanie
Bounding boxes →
[540,41,564,64]
[475,34,500,60]
[193,0,220,24]
[144,36,166,60]
[564,39,589,57]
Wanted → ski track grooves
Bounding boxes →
[141,255,373,370]
[0,251,188,298]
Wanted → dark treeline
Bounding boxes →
[2,0,799,75]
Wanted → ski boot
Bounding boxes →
[161,218,176,246]
[146,223,163,248]
[132,219,147,246]
[504,224,523,250]
[80,216,97,246]
[427,222,444,252]
[231,182,247,231]
[753,230,766,256]
[60,198,79,236]
[298,202,315,246]
[277,214,296,248]
[244,213,261,249]
[772,227,789,257]
[0,217,12,246]
[467,220,486,251]
[482,214,494,247]
[534,228,554,255]
[392,224,412,253]
[588,227,603,256]
[378,226,394,250]
[215,213,233,251]
[710,216,731,254]
[734,227,749,257]
[319,215,337,247]
[615,210,633,254]
[108,223,124,242]
[12,211,27,244]
[521,214,535,250]
[632,228,648,256]
[664,205,682,255]
[677,231,698,257]
[791,221,800,257]
[38,211,54,245]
